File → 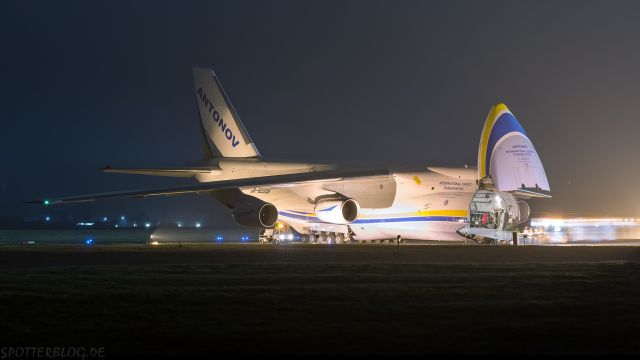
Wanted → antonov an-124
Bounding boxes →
[33,68,551,244]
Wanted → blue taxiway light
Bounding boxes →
[85,238,94,246]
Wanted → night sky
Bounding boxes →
[2,0,640,226]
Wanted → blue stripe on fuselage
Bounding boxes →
[353,216,466,224]
[277,211,467,224]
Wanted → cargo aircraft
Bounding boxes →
[34,68,551,243]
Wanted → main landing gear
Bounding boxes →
[259,224,354,245]
[307,230,351,244]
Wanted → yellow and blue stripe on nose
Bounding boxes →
[477,103,528,179]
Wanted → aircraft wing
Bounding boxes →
[101,166,220,178]
[30,168,390,205]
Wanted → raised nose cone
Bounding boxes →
[478,103,529,179]
[476,103,550,193]
[492,103,511,116]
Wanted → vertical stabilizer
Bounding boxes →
[193,67,260,158]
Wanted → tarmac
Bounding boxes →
[1,243,639,355]
[1,243,639,269]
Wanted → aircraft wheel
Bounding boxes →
[344,234,352,244]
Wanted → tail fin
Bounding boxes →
[477,103,550,195]
[193,68,260,158]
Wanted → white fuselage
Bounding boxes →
[208,162,479,241]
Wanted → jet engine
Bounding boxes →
[314,198,360,224]
[232,202,278,228]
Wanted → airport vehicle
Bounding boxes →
[35,68,550,243]
[258,225,297,244]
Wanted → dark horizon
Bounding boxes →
[3,0,640,226]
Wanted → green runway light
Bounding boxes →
[43,199,50,205]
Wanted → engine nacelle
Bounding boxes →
[314,198,360,224]
[232,202,278,228]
